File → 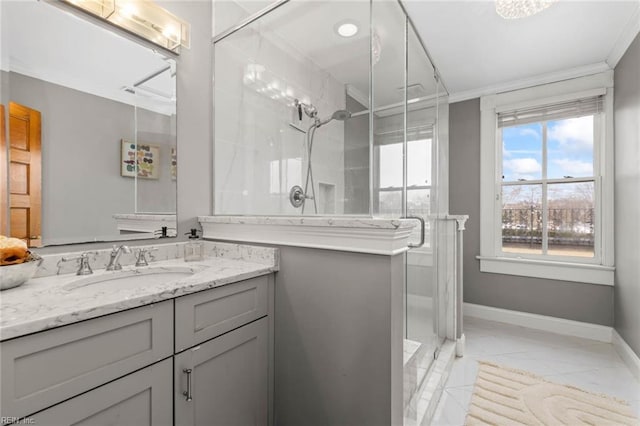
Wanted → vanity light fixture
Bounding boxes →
[59,0,190,53]
[335,20,359,38]
[495,0,557,19]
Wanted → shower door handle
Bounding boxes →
[404,216,425,248]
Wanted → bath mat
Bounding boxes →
[465,361,639,425]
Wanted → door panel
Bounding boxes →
[8,101,41,247]
[9,209,27,238]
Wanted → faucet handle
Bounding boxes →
[135,247,158,267]
[59,252,96,275]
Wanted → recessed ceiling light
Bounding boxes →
[335,21,359,38]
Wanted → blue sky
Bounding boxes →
[502,116,594,182]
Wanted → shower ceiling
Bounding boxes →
[223,0,440,108]
[225,0,639,102]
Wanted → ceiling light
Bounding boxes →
[336,21,359,38]
[59,0,190,53]
[495,0,557,19]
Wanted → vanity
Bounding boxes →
[0,241,278,425]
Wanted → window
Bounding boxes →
[499,98,600,259]
[479,72,614,285]
[377,138,432,218]
[374,123,434,248]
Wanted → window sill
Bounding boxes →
[476,256,614,286]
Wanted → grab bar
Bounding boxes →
[404,216,425,248]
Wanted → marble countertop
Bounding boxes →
[0,242,278,341]
[198,215,416,229]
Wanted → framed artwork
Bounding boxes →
[170,147,177,180]
[121,139,160,179]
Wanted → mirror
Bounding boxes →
[0,0,177,247]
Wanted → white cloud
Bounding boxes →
[552,159,593,176]
[504,158,542,175]
[519,128,540,138]
[548,116,593,151]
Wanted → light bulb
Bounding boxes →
[119,3,137,18]
[335,21,359,38]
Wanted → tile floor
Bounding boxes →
[431,317,640,425]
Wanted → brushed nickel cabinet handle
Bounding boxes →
[183,368,193,402]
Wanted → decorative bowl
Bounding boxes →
[0,253,43,291]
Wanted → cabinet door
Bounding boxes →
[1,300,173,420]
[29,358,172,426]
[175,318,268,426]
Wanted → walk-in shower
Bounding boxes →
[292,107,352,213]
[213,0,457,423]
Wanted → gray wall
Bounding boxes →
[166,1,213,236]
[449,98,614,326]
[274,246,404,426]
[7,70,134,244]
[136,108,177,214]
[344,95,370,214]
[6,71,175,244]
[614,33,640,355]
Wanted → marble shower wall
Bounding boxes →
[214,3,347,215]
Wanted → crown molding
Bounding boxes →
[449,62,612,103]
[607,4,640,68]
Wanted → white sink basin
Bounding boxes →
[63,265,207,291]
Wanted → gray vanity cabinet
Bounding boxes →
[174,317,269,426]
[0,273,273,426]
[30,358,173,426]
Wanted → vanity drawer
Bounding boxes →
[0,300,173,421]
[175,274,269,352]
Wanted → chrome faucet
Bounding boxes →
[106,245,131,271]
[59,252,95,275]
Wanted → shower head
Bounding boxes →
[332,109,352,121]
[315,109,352,128]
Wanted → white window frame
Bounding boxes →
[478,72,615,286]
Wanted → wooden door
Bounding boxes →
[174,317,269,426]
[1,104,7,236]
[8,101,41,247]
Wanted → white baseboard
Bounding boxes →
[463,303,613,343]
[612,329,640,381]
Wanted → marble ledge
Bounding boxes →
[198,216,418,256]
[113,213,178,236]
[0,242,278,341]
[112,213,176,221]
[198,215,417,230]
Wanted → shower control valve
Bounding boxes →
[289,185,310,208]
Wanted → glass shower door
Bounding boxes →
[403,19,446,419]
[370,2,445,417]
